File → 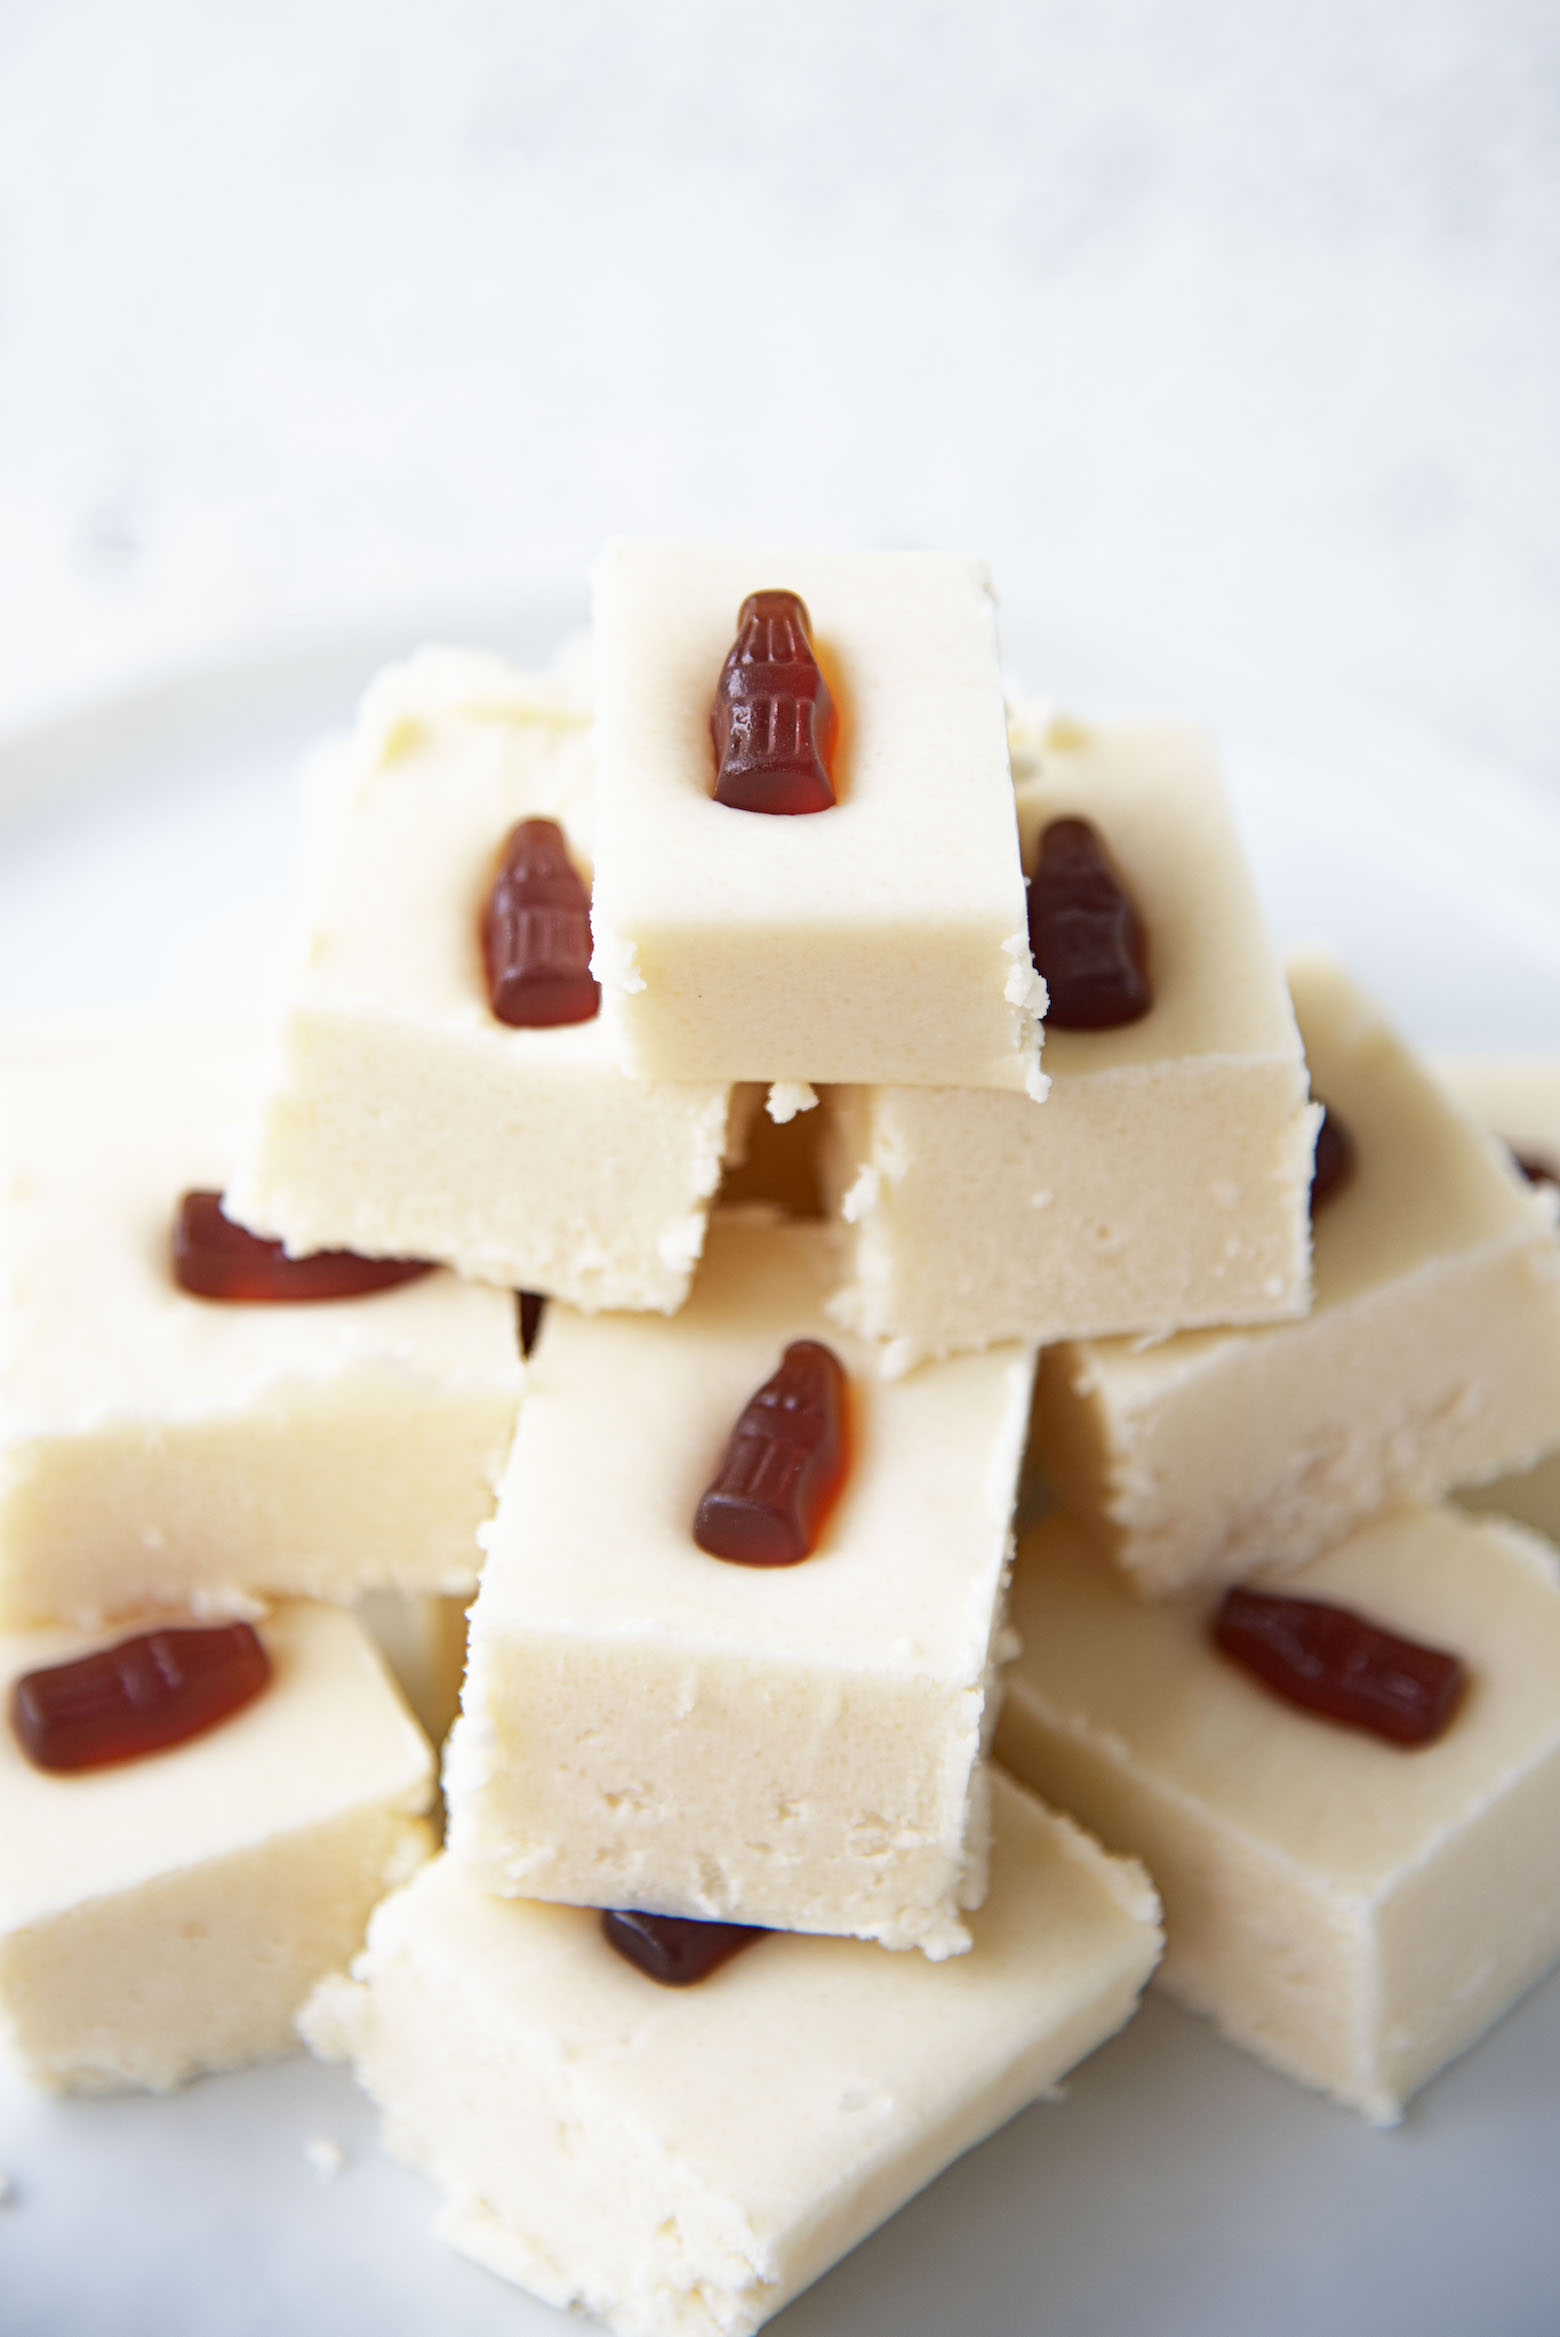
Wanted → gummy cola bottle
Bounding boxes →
[483,817,601,1028]
[693,1339,849,1565]
[711,591,837,816]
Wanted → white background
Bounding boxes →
[2,0,1557,789]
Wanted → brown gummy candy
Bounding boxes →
[711,590,837,816]
[1026,817,1151,1030]
[172,1191,434,1304]
[1213,1585,1467,1747]
[1511,1146,1560,1194]
[10,1622,272,1774]
[600,1908,765,1987]
[693,1339,849,1567]
[1309,1101,1356,1213]
[482,817,600,1028]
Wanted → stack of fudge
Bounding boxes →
[5,539,1560,2336]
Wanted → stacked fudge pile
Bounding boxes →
[3,540,1560,2335]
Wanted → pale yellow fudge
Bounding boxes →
[0,1602,435,2093]
[589,541,1044,1091]
[997,1503,1560,2124]
[1031,957,1560,1596]
[444,1212,1036,1958]
[227,647,736,1311]
[825,714,1317,1367]
[302,1772,1159,2337]
[1438,1059,1560,1544]
[0,1026,523,1629]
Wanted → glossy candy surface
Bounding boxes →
[482,817,600,1028]
[710,589,837,815]
[10,1622,272,1773]
[1214,1586,1467,1747]
[693,1338,848,1567]
[1026,817,1150,1029]
[1309,1101,1356,1212]
[172,1191,433,1303]
[600,1908,764,1987]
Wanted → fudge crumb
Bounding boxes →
[766,1081,818,1125]
[839,1165,879,1224]
[303,2136,346,2184]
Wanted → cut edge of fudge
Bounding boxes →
[821,1069,1319,1377]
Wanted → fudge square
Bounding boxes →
[0,1601,435,2092]
[0,1025,523,1629]
[1029,955,1560,1597]
[588,540,1044,1092]
[998,1503,1560,2124]
[302,1772,1160,2337]
[443,1212,1036,1957]
[227,645,736,1311]
[824,712,1317,1367]
[1439,1058,1560,1544]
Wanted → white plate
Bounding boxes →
[2,621,1559,2337]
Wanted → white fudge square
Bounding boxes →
[1030,957,1560,1596]
[998,1503,1560,2124]
[0,1601,435,2093]
[0,1026,523,1629]
[1438,1059,1560,1543]
[227,646,736,1311]
[444,1213,1036,1957]
[589,541,1044,1090]
[825,714,1317,1367]
[302,1772,1160,2337]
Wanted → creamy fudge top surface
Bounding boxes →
[352,642,593,775]
[292,648,608,1040]
[476,1211,1035,1677]
[1008,712,1303,1071]
[0,1028,523,1428]
[0,1600,434,1933]
[590,539,1029,936]
[1010,1503,1560,1892]
[311,1770,1159,2212]
[1436,1059,1560,1167]
[1077,955,1555,1403]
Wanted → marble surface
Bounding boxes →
[0,1,1557,794]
